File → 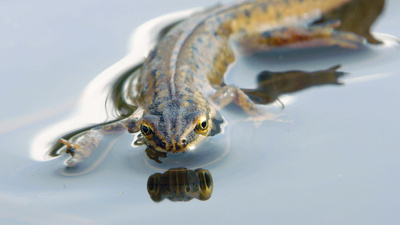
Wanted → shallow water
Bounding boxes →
[1,0,400,224]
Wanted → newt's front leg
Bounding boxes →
[59,109,142,166]
[210,85,282,124]
[210,85,264,116]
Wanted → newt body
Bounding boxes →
[60,0,368,166]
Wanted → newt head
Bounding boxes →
[137,99,216,153]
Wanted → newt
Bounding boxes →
[59,0,373,166]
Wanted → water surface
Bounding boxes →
[1,0,399,224]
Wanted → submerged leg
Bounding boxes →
[242,65,345,105]
[59,111,142,167]
[211,66,345,117]
[239,20,365,54]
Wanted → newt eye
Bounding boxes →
[141,124,152,135]
[197,117,208,132]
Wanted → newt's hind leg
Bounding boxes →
[240,20,365,54]
[59,111,142,167]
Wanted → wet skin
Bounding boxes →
[58,0,380,166]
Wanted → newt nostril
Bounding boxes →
[180,139,187,146]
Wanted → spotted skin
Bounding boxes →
[60,0,365,165]
[128,0,355,153]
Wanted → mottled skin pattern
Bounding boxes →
[60,0,365,166]
[128,0,351,153]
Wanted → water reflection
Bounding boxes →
[30,0,387,170]
[147,168,213,202]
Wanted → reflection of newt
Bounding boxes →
[147,168,213,202]
[57,0,381,166]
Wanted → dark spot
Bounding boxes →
[204,172,212,188]
[184,76,193,84]
[66,148,75,157]
[244,9,250,18]
[192,45,199,54]
[200,121,207,129]
[151,77,157,92]
[257,71,275,82]
[181,139,187,146]
[127,120,138,133]
[171,120,177,131]
[148,177,155,191]
[151,69,158,77]
[158,73,166,79]
[185,99,195,105]
[153,135,167,150]
[148,48,157,61]
[184,87,193,94]
[261,30,273,38]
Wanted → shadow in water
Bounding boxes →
[147,168,213,202]
[243,65,344,106]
